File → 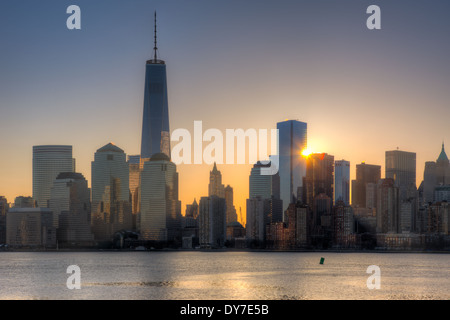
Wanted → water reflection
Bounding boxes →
[0,251,448,300]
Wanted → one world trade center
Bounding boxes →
[140,12,171,160]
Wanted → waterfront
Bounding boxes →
[0,251,448,300]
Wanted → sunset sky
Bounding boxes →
[1,0,449,225]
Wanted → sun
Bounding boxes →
[301,148,312,157]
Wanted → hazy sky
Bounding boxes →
[1,0,449,224]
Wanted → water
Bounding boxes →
[0,251,448,300]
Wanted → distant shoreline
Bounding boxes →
[1,248,449,254]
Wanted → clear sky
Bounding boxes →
[1,0,449,225]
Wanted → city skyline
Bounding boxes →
[1,1,450,224]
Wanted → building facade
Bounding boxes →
[199,196,226,248]
[49,172,94,247]
[351,162,381,208]
[277,120,307,213]
[6,208,56,247]
[33,145,75,208]
[334,160,350,205]
[140,153,181,242]
[91,143,132,241]
[385,149,416,201]
[140,16,170,160]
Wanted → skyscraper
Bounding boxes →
[14,196,35,208]
[249,161,280,200]
[249,161,282,223]
[423,161,437,204]
[49,172,94,246]
[351,162,381,208]
[140,13,170,160]
[277,120,307,214]
[304,153,334,207]
[33,145,75,208]
[385,149,416,200]
[128,155,143,230]
[209,162,225,198]
[436,142,450,185]
[376,178,400,234]
[334,160,350,205]
[333,201,354,247]
[246,197,266,243]
[0,197,8,244]
[91,143,132,241]
[224,185,238,224]
[140,153,181,241]
[199,196,227,248]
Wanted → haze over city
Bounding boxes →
[1,0,449,224]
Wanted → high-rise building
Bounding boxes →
[312,193,332,235]
[184,199,199,228]
[295,204,310,247]
[420,143,450,205]
[209,162,225,198]
[434,185,450,203]
[6,208,56,247]
[128,155,143,230]
[33,145,75,208]
[246,197,266,243]
[423,161,437,204]
[14,196,35,208]
[436,142,450,185]
[365,182,377,210]
[304,153,334,208]
[91,143,132,241]
[249,161,280,200]
[277,120,307,213]
[334,160,350,205]
[199,196,227,248]
[249,161,282,223]
[385,149,416,200]
[185,199,199,219]
[49,172,94,246]
[140,153,181,242]
[351,162,381,208]
[224,185,238,224]
[427,202,449,235]
[376,178,399,234]
[140,13,170,160]
[0,197,8,244]
[333,201,354,247]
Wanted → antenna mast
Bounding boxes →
[153,11,158,62]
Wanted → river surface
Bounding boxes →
[0,251,448,300]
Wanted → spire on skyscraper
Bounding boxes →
[153,11,158,62]
[437,141,449,163]
[212,162,218,174]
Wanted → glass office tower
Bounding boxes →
[276,120,307,215]
[385,149,416,201]
[32,145,75,208]
[140,13,170,160]
[335,160,350,205]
